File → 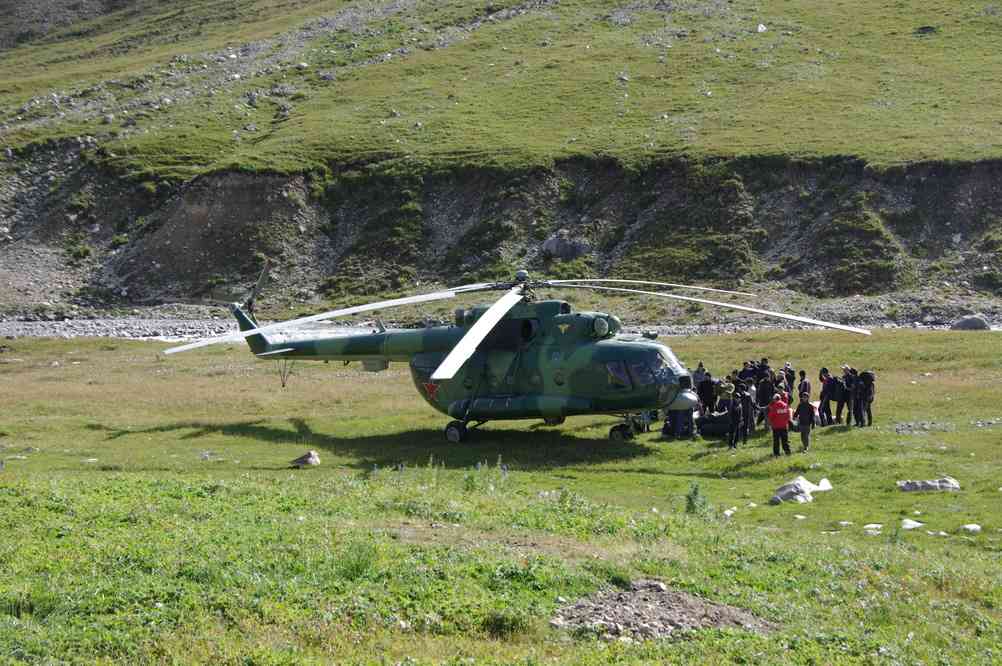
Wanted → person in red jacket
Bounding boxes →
[767,393,792,456]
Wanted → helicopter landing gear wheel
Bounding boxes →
[609,424,634,443]
[445,420,468,443]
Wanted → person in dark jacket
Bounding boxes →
[727,389,744,450]
[756,358,772,382]
[794,392,815,452]
[756,374,775,428]
[835,365,852,424]
[697,372,715,417]
[849,368,865,427]
[797,369,811,400]
[739,382,756,435]
[859,370,876,426]
[818,368,834,426]
[738,361,757,384]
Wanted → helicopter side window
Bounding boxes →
[520,319,540,342]
[606,361,632,389]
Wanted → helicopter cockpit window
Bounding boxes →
[629,352,678,385]
[606,361,632,389]
[629,361,656,386]
[659,349,685,375]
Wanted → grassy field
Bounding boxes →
[3,1,1002,179]
[1,328,1001,663]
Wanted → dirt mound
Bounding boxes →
[550,580,775,641]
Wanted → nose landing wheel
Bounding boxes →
[608,423,635,442]
[445,420,468,443]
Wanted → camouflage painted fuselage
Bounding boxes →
[237,299,697,421]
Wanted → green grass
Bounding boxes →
[3,1,1002,180]
[2,329,1001,663]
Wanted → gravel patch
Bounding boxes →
[550,579,775,641]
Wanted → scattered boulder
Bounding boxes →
[863,523,883,535]
[950,314,990,330]
[550,580,775,640]
[290,450,320,468]
[901,518,924,530]
[960,524,981,534]
[896,476,960,492]
[770,476,832,504]
[541,229,590,260]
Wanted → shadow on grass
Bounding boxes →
[86,418,651,470]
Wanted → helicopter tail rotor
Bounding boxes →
[243,258,271,315]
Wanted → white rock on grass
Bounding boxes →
[723,507,737,518]
[794,514,806,520]
[901,518,924,530]
[896,476,960,492]
[960,524,981,534]
[770,476,832,504]
[863,523,883,535]
[838,521,854,527]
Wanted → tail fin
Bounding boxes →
[230,303,269,355]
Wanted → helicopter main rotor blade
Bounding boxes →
[163,289,463,355]
[430,286,525,381]
[547,278,753,297]
[556,284,871,336]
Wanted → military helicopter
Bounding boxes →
[165,269,870,443]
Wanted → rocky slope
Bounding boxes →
[2,142,1001,324]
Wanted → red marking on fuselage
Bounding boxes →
[423,382,439,400]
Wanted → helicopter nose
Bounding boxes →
[665,388,699,411]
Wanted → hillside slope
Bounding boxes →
[1,1,1001,312]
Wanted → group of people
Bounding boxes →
[686,358,877,457]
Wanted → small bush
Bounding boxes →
[685,481,710,515]
[481,608,531,638]
[110,234,129,248]
[337,539,377,581]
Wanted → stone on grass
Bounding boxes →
[897,476,960,492]
[960,524,981,534]
[770,476,832,504]
[950,314,990,330]
[901,518,924,530]
[541,229,590,260]
[290,450,320,468]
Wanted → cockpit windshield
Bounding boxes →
[628,350,680,386]
[659,349,685,375]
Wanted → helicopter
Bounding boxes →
[165,269,870,443]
